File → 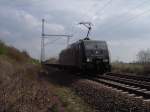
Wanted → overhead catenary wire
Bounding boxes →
[95,0,113,21]
[101,7,150,34]
[98,0,113,14]
[99,0,150,33]
[44,37,62,46]
[69,0,113,42]
[113,0,149,20]
[117,8,150,26]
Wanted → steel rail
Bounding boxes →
[99,75,150,90]
[91,77,150,99]
[106,72,150,82]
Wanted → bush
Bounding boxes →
[143,64,150,75]
[6,46,29,62]
[112,63,146,75]
[0,41,7,55]
[30,59,40,65]
[46,57,58,64]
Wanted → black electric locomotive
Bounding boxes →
[59,38,111,73]
[58,22,111,73]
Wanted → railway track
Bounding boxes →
[44,64,150,99]
[106,72,150,82]
[88,72,150,99]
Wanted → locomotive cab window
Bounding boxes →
[83,41,107,50]
[83,40,108,57]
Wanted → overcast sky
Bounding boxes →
[0,0,150,62]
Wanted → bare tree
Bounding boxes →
[137,49,150,63]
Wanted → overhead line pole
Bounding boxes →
[41,19,45,63]
[40,19,72,63]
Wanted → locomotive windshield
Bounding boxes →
[83,40,108,57]
[84,41,107,50]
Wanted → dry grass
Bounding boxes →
[0,40,31,63]
[6,47,30,62]
[112,63,150,76]
[0,58,50,112]
[54,87,93,112]
[0,40,92,112]
[0,58,92,112]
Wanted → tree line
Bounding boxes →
[137,49,150,64]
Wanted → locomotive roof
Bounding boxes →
[82,39,106,43]
[67,39,107,47]
[60,39,107,54]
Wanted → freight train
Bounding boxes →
[59,38,111,73]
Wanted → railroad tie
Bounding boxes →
[143,99,150,112]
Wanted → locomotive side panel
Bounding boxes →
[74,42,83,69]
[59,43,80,68]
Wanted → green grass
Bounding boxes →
[54,86,94,112]
[30,59,40,65]
[0,41,7,55]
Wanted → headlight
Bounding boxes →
[87,58,90,62]
[103,59,108,62]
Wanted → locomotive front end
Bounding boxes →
[83,40,111,73]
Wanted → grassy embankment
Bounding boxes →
[0,40,92,112]
[112,62,150,76]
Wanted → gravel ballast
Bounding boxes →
[44,67,150,112]
[72,79,150,112]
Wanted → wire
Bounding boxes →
[99,0,113,13]
[107,8,150,33]
[95,0,112,20]
[68,1,112,42]
[131,0,149,10]
[69,0,113,42]
[99,0,150,33]
[121,8,150,23]
[45,37,62,46]
[114,0,149,20]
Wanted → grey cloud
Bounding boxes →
[0,0,150,62]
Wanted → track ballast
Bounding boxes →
[88,72,150,99]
